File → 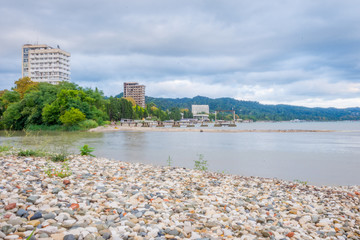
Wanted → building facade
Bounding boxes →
[192,105,210,121]
[123,82,146,108]
[22,44,70,84]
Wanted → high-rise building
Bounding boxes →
[22,44,70,84]
[123,82,146,108]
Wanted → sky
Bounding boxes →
[1,0,360,108]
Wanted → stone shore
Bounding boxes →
[0,154,359,239]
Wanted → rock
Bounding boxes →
[39,233,49,238]
[63,179,71,185]
[28,220,41,227]
[30,211,42,220]
[64,234,76,240]
[52,187,62,194]
[105,193,116,198]
[205,221,218,228]
[2,225,15,235]
[70,203,80,210]
[43,212,56,220]
[4,235,19,239]
[38,226,59,234]
[51,233,65,240]
[16,209,28,217]
[5,203,17,210]
[286,232,295,237]
[8,218,24,226]
[26,195,39,204]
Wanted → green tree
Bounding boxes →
[169,107,182,121]
[59,108,86,126]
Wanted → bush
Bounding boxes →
[60,108,86,126]
[194,154,208,171]
[78,119,98,130]
[102,121,111,126]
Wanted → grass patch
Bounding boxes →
[44,161,72,178]
[26,124,66,131]
[18,149,45,157]
[0,145,12,152]
[50,152,69,162]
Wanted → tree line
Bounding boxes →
[0,78,191,131]
[146,96,360,121]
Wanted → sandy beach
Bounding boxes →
[89,125,334,133]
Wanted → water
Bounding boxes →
[1,121,360,186]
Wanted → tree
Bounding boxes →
[123,97,136,106]
[59,108,86,126]
[13,77,38,98]
[169,107,182,121]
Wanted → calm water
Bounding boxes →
[1,121,360,186]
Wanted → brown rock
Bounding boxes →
[286,232,295,237]
[70,203,79,210]
[5,203,16,210]
[28,220,41,227]
[63,179,71,185]
[51,233,65,240]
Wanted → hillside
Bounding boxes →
[145,96,360,121]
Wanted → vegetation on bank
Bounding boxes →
[146,96,360,121]
[0,78,186,131]
[2,77,360,131]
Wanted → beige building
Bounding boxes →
[192,105,210,120]
[22,44,70,84]
[123,82,146,108]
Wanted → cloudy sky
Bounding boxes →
[1,0,360,108]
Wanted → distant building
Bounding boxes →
[22,44,70,84]
[192,105,209,120]
[123,82,146,108]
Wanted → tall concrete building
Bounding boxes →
[22,44,70,84]
[123,82,146,108]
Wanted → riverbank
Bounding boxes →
[0,154,359,239]
[89,125,334,133]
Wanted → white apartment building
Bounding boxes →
[22,44,70,84]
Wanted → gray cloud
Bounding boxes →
[1,0,360,107]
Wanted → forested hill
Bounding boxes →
[145,95,360,121]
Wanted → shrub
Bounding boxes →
[78,119,98,130]
[194,154,208,171]
[59,108,86,126]
[80,144,95,157]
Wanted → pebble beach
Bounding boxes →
[0,154,359,240]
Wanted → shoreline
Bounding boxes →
[0,154,359,239]
[89,125,336,133]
